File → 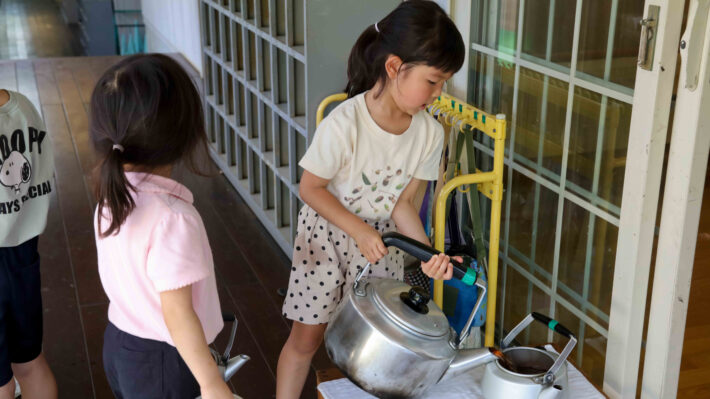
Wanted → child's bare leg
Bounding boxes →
[276,322,327,399]
[0,378,15,399]
[11,353,57,399]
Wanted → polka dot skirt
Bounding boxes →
[282,205,404,325]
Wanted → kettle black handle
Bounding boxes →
[381,232,477,285]
[531,312,574,340]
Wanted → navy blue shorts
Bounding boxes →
[0,236,43,386]
[103,322,201,399]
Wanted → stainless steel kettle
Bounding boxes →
[324,232,499,399]
[482,312,577,399]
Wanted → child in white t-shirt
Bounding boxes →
[0,89,57,399]
[276,1,466,398]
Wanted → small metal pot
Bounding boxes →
[482,313,577,399]
[324,232,497,399]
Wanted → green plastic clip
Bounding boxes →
[548,320,559,332]
[461,268,477,286]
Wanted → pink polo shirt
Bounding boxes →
[95,172,223,346]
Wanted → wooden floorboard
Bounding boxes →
[678,172,710,399]
[0,0,83,60]
[213,285,276,398]
[34,59,62,105]
[43,100,106,307]
[53,58,96,187]
[80,303,113,399]
[39,181,95,398]
[42,102,102,397]
[183,172,293,312]
[0,62,17,91]
[16,61,41,113]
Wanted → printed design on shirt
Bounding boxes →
[0,150,31,194]
[0,127,52,215]
[343,166,412,216]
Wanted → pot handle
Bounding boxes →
[501,312,577,386]
[455,278,487,347]
[530,313,574,339]
[381,232,477,286]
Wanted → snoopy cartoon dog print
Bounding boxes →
[0,150,32,195]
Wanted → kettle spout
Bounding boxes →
[538,384,564,399]
[223,354,250,381]
[439,347,499,382]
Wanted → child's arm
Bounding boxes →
[390,179,429,244]
[391,178,457,280]
[300,170,388,264]
[161,286,233,399]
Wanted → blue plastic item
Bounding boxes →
[440,257,487,336]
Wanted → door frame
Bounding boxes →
[602,1,687,397]
[641,0,710,396]
[447,0,686,397]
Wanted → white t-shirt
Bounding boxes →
[299,92,443,221]
[0,91,54,247]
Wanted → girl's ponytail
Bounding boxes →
[345,25,382,98]
[344,0,465,98]
[96,147,135,237]
[90,54,209,237]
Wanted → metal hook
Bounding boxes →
[428,104,442,119]
[445,111,457,126]
[429,103,441,116]
[451,114,466,131]
[446,112,459,126]
[453,116,467,133]
[455,117,474,194]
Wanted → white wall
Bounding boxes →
[449,0,471,100]
[140,0,465,86]
[141,0,203,75]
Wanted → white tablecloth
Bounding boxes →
[318,345,605,399]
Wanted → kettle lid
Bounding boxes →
[370,279,450,338]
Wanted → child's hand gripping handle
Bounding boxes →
[380,232,477,285]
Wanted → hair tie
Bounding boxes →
[112,144,124,153]
[375,22,380,33]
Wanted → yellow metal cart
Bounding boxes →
[428,94,505,347]
[316,93,506,347]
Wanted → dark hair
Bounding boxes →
[345,0,465,98]
[90,53,209,237]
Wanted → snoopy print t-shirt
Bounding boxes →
[0,90,54,247]
[299,92,443,221]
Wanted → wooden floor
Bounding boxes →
[0,55,331,398]
[0,0,83,59]
[678,172,710,398]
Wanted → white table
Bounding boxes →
[318,345,606,399]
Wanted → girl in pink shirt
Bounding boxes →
[90,54,233,399]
